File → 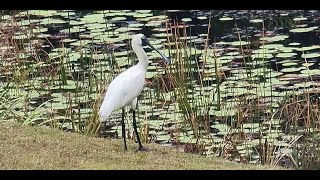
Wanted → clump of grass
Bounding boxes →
[164,20,212,148]
[275,90,320,169]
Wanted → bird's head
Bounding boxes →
[132,33,171,64]
[132,33,147,46]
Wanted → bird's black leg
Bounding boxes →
[121,108,127,151]
[132,110,149,152]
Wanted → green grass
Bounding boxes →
[0,121,283,170]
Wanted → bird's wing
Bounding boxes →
[119,67,145,107]
[99,66,145,121]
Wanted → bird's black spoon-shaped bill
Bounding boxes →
[145,39,171,64]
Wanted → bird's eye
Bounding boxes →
[141,37,148,46]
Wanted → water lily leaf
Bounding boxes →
[228,41,250,46]
[260,35,289,42]
[293,17,307,21]
[276,52,296,58]
[297,45,320,51]
[197,16,207,20]
[301,53,320,59]
[280,67,303,73]
[181,18,192,22]
[289,42,300,46]
[290,26,318,33]
[219,17,233,21]
[250,19,263,23]
[259,44,283,49]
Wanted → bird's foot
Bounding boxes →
[135,146,149,152]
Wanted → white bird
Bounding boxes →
[99,33,170,151]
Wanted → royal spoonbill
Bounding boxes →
[99,33,170,151]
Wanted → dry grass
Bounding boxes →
[0,121,283,170]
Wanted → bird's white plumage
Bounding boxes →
[99,34,148,122]
[99,65,145,122]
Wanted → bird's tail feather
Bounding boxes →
[98,101,113,122]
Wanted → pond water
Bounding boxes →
[1,10,320,169]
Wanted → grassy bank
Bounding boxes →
[0,121,283,170]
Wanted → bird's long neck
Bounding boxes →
[132,44,149,71]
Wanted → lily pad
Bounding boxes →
[301,53,320,59]
[276,52,297,58]
[290,26,318,33]
[259,44,284,49]
[229,41,250,46]
[250,19,263,23]
[219,17,234,21]
[293,17,307,21]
